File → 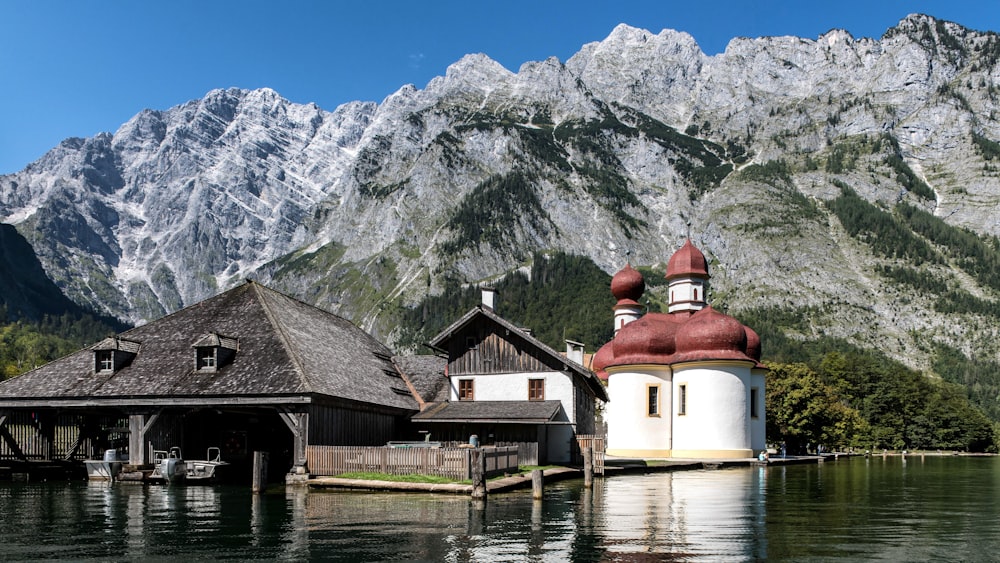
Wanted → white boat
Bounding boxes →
[84,449,128,481]
[151,446,229,484]
[151,446,188,483]
[184,447,229,482]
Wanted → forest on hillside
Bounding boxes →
[0,310,119,379]
[740,307,997,453]
[3,250,997,453]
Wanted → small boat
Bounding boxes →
[150,446,187,483]
[184,447,229,483]
[150,446,229,484]
[84,448,128,481]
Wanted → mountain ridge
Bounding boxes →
[3,13,1000,377]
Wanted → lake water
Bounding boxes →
[0,455,997,561]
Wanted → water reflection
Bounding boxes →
[2,458,1000,560]
[592,468,767,560]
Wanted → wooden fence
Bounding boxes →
[576,435,606,475]
[306,445,519,479]
[443,441,539,466]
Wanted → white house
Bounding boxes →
[592,240,767,459]
[412,289,609,464]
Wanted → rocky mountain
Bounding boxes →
[4,14,1000,373]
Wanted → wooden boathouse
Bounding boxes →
[0,281,420,481]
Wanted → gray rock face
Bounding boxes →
[3,14,1000,366]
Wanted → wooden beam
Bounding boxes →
[127,410,161,466]
[277,409,308,469]
[0,420,27,462]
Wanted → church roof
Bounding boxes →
[597,240,764,371]
[611,263,645,302]
[665,239,710,280]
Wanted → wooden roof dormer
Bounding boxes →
[91,337,141,374]
[192,333,239,373]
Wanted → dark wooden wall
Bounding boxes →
[308,404,403,447]
[448,322,557,376]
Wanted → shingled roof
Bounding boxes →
[0,281,418,411]
[393,355,449,405]
[412,400,565,424]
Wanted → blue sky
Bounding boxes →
[0,0,996,174]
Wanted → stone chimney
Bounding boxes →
[565,340,585,365]
[481,286,496,311]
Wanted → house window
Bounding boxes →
[458,379,474,401]
[197,347,217,371]
[751,387,760,418]
[647,384,660,417]
[466,336,477,350]
[528,379,545,401]
[96,350,113,372]
[693,287,699,300]
[678,384,687,416]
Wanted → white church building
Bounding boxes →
[592,240,767,459]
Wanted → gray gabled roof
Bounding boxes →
[412,400,565,423]
[393,355,449,404]
[427,306,609,402]
[0,281,417,411]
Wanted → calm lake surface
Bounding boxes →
[0,455,998,561]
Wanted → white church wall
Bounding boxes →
[671,363,753,458]
[605,366,673,457]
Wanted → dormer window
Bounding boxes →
[96,350,114,372]
[196,348,218,371]
[92,337,140,374]
[192,333,238,373]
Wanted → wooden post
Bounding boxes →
[583,446,593,488]
[531,469,544,500]
[252,451,269,493]
[471,448,487,500]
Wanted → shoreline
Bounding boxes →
[306,455,825,495]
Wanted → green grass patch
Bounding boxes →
[519,465,559,472]
[334,472,469,484]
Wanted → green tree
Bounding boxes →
[766,362,867,454]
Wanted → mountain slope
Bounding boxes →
[3,14,1000,378]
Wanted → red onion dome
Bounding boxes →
[673,306,752,362]
[665,239,710,280]
[592,341,615,381]
[610,312,678,366]
[744,326,761,362]
[611,264,645,302]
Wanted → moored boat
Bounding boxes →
[184,447,229,482]
[150,446,187,483]
[84,449,128,481]
[150,446,229,484]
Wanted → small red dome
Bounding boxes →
[673,306,752,362]
[666,239,709,280]
[592,341,615,381]
[611,264,645,302]
[611,313,678,365]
